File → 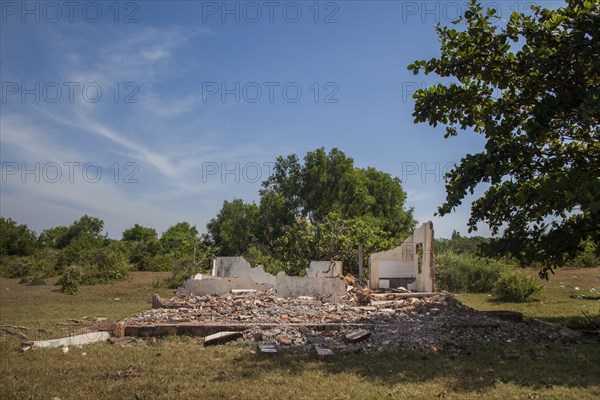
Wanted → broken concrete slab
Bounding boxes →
[345,329,371,343]
[203,331,243,346]
[259,343,277,354]
[371,292,439,300]
[24,331,110,349]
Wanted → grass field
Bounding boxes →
[1,269,598,400]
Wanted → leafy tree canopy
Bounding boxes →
[409,0,599,275]
[122,224,158,242]
[56,215,105,249]
[38,226,68,249]
[160,222,200,259]
[0,217,37,257]
[206,148,415,274]
[261,147,415,239]
[207,199,259,256]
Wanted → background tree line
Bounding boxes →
[0,215,217,294]
[1,148,596,299]
[0,148,417,293]
[206,147,415,276]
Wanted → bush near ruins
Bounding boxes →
[435,252,512,293]
[434,234,544,302]
[493,271,542,302]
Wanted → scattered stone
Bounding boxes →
[152,294,163,309]
[558,327,582,342]
[502,348,520,360]
[122,290,575,352]
[231,289,257,295]
[108,336,140,346]
[97,319,116,332]
[203,331,243,346]
[259,343,277,354]
[483,311,523,323]
[315,346,334,360]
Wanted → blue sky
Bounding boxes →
[0,0,561,239]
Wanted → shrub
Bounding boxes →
[27,276,46,286]
[144,254,175,272]
[82,247,130,284]
[164,258,198,289]
[435,252,514,293]
[1,257,33,278]
[493,271,542,302]
[58,265,84,295]
[571,241,599,268]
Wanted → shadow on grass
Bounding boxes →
[233,343,600,393]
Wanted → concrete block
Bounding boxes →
[315,346,334,360]
[259,343,277,354]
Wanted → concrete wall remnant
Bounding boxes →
[177,274,274,296]
[211,256,276,285]
[369,221,435,292]
[275,271,346,298]
[306,261,343,278]
[177,257,346,299]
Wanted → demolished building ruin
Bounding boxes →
[19,220,588,353]
[177,257,348,299]
[178,221,436,299]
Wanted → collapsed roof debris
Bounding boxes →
[124,289,575,352]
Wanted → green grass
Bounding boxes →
[1,269,599,400]
[0,272,172,339]
[456,267,600,326]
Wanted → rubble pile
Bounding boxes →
[125,289,567,352]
